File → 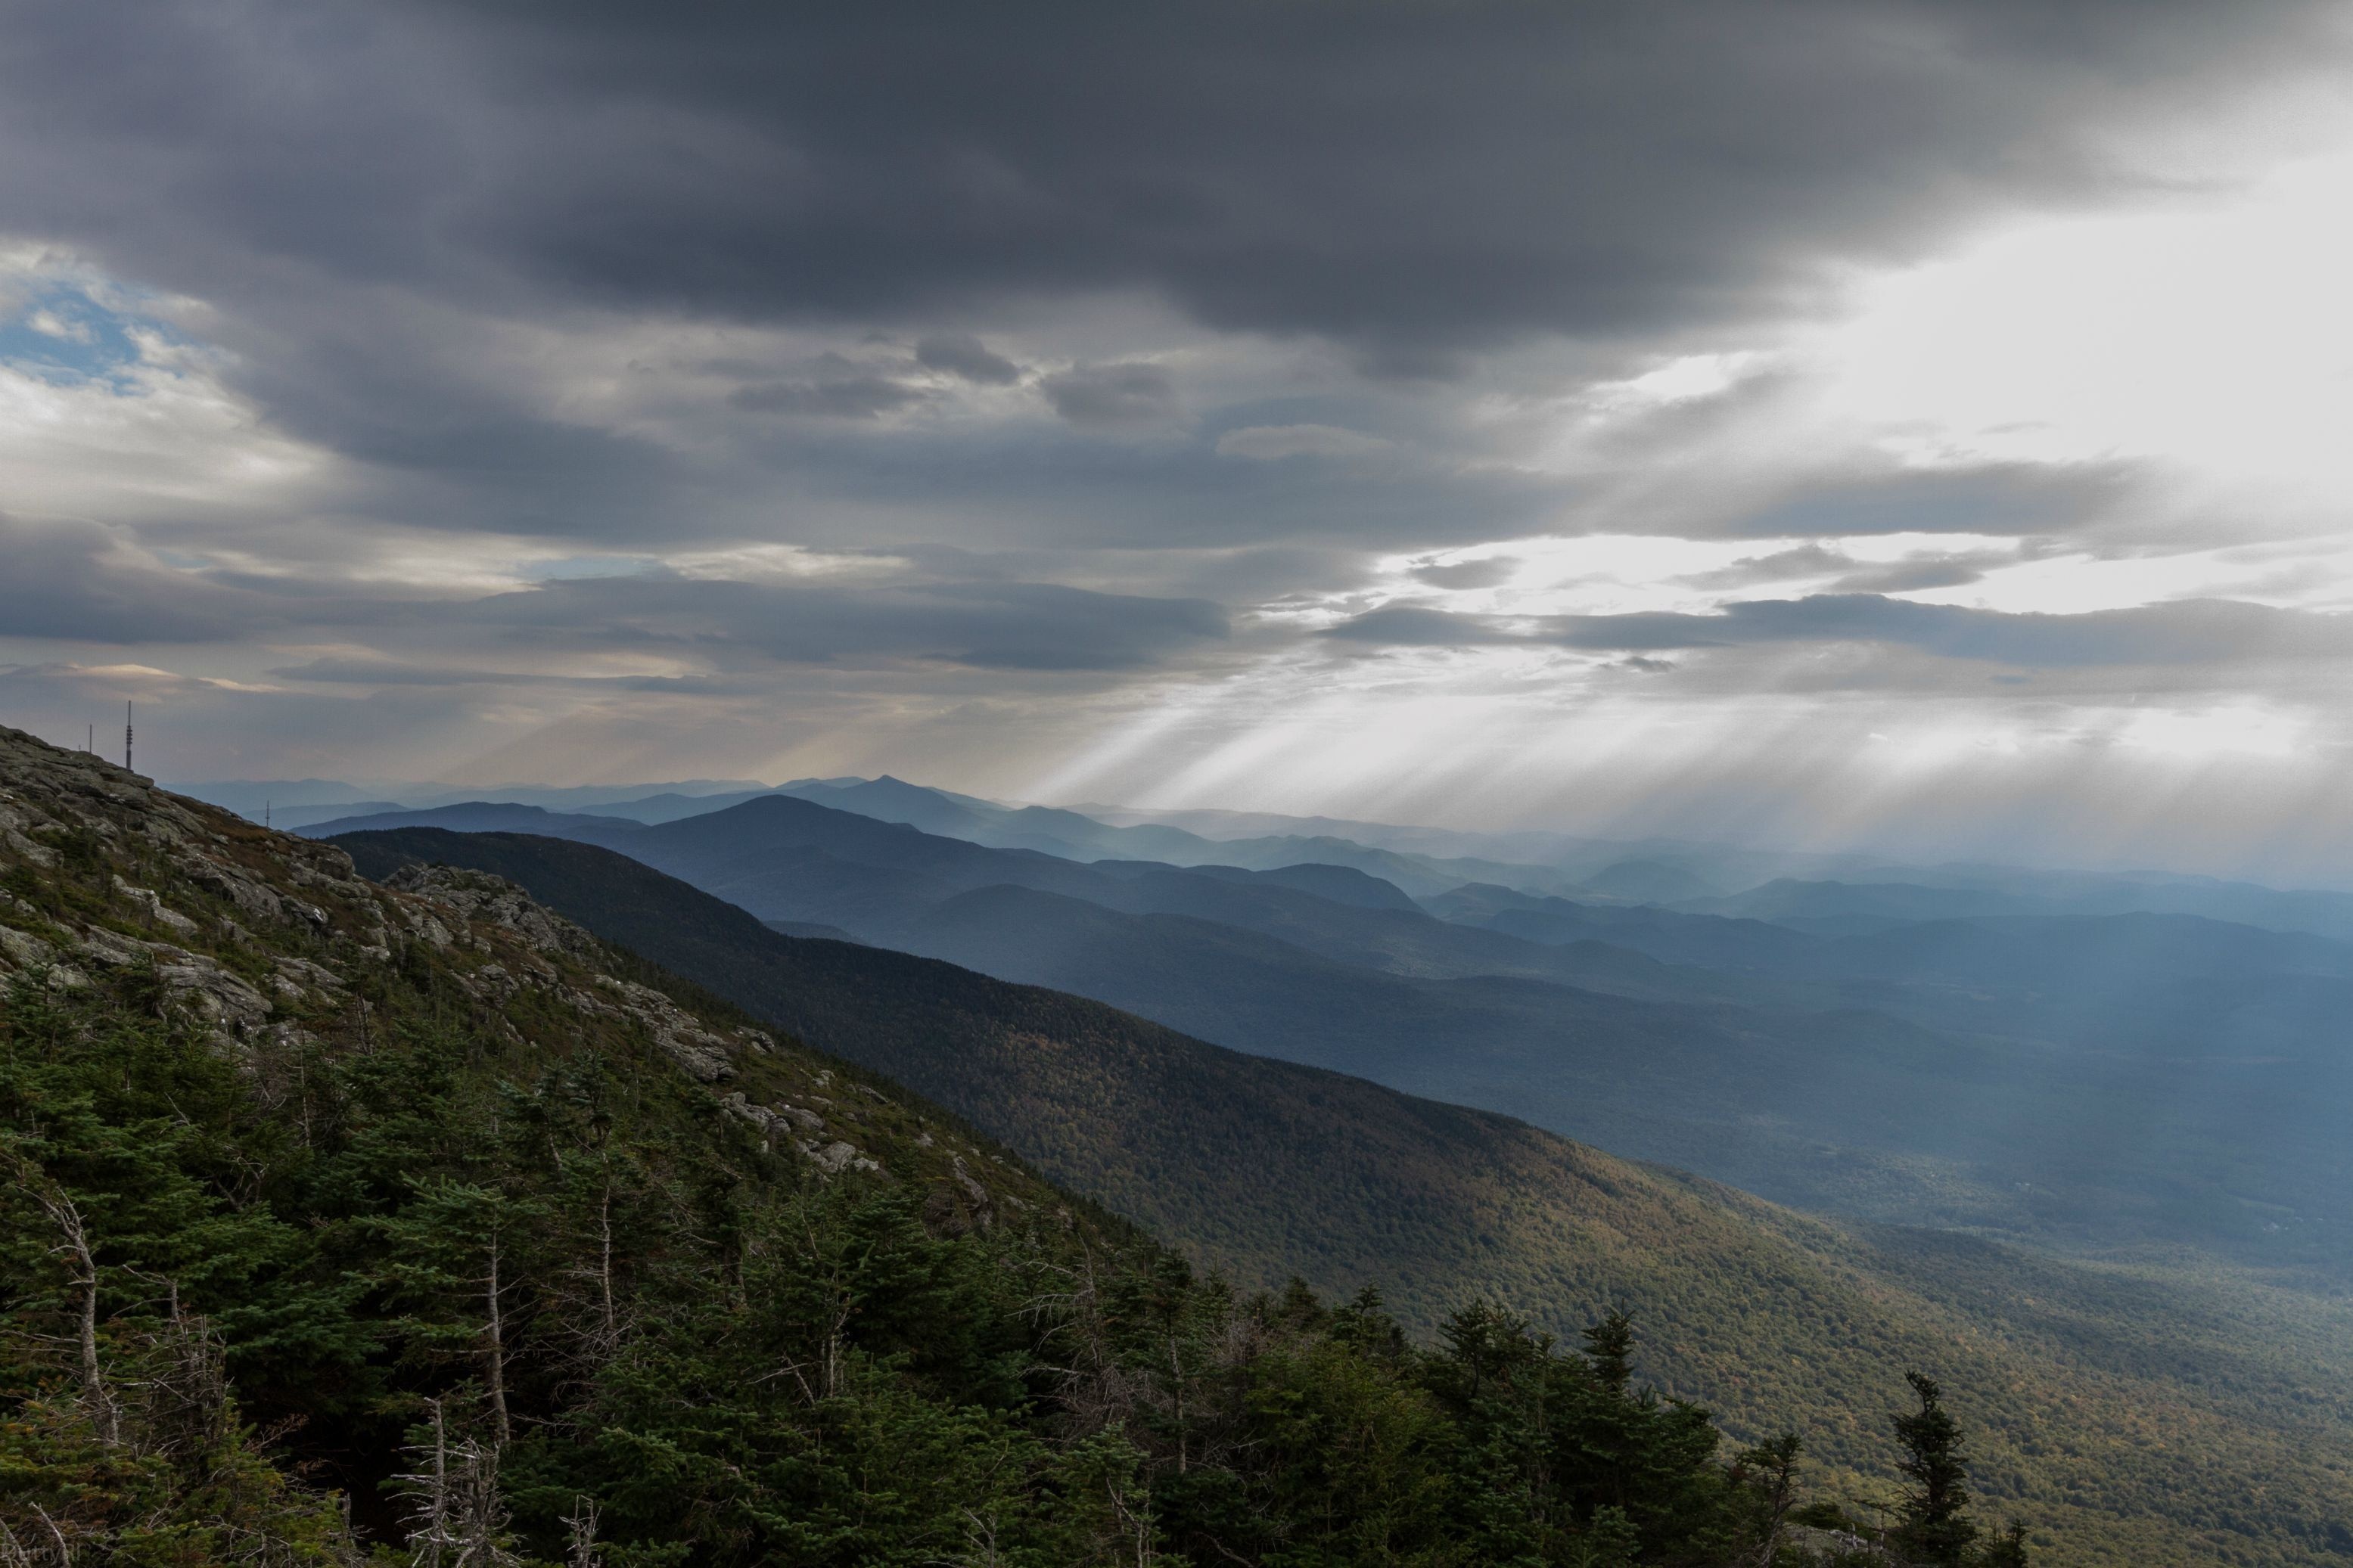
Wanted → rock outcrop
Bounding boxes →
[1,724,1006,1202]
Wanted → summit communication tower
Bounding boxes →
[125,701,133,773]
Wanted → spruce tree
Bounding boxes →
[1891,1371,1978,1566]
[1983,1519,2031,1566]
[1582,1309,1635,1394]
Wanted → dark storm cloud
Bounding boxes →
[1680,544,1857,589]
[1700,596,2353,667]
[265,657,758,696]
[431,2,2332,349]
[1411,557,1519,590]
[412,575,1230,673]
[1040,362,1180,428]
[1827,557,1995,594]
[1681,542,2006,594]
[268,659,518,688]
[1322,605,1520,647]
[0,518,265,644]
[728,356,934,418]
[0,1,2329,457]
[2,0,2345,790]
[1719,464,2134,539]
[1326,595,2353,668]
[915,334,1024,387]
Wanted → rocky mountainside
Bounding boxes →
[0,731,1041,1213]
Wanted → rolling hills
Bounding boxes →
[278,770,2353,943]
[319,793,2353,1267]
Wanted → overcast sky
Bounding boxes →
[5,1,2353,877]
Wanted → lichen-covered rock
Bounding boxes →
[152,952,275,1036]
[0,923,56,970]
[950,1154,994,1228]
[391,900,455,949]
[385,863,599,957]
[114,875,200,935]
[275,955,346,992]
[4,827,57,868]
[185,858,288,924]
[723,1092,825,1135]
[589,975,741,1082]
[807,1140,881,1175]
[458,962,521,1004]
[78,927,151,968]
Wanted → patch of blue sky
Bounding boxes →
[0,280,173,387]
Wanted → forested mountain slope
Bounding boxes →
[333,823,2353,1568]
[0,723,2077,1568]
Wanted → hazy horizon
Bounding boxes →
[85,757,2345,894]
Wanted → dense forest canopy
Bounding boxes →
[0,725,2059,1564]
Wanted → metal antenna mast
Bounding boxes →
[124,701,133,773]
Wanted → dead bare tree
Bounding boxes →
[563,1497,602,1568]
[3,1150,117,1447]
[395,1399,515,1568]
[537,1138,658,1396]
[482,1228,510,1449]
[1103,1474,1158,1568]
[400,1399,452,1568]
[24,1508,70,1568]
[1019,1246,1147,1439]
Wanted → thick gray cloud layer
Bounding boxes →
[14,1,2298,343]
[1324,595,2353,668]
[416,577,1231,674]
[1,0,2348,859]
[0,1,2327,545]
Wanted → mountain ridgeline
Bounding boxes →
[0,726,2090,1567]
[284,772,2353,939]
[313,788,2353,1266]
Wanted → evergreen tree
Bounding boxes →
[1581,1310,1635,1395]
[1982,1519,2031,1567]
[1736,1431,1803,1564]
[1891,1371,1978,1566]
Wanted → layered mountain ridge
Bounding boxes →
[315,788,2353,1265]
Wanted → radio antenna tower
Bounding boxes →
[124,701,134,773]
